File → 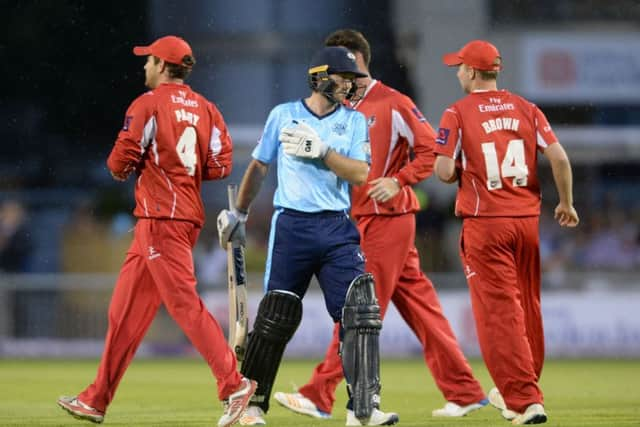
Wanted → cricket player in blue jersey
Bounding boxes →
[218,46,399,426]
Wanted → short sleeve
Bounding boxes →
[533,105,558,152]
[252,106,282,164]
[347,111,369,162]
[433,107,461,159]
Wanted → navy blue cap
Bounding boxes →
[308,46,368,78]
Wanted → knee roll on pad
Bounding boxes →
[341,273,382,421]
[241,290,302,412]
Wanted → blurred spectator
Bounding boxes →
[61,200,132,273]
[0,200,32,272]
[194,228,228,289]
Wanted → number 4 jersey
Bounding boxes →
[434,90,558,218]
[107,83,233,227]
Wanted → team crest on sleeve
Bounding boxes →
[332,122,347,135]
[436,128,450,145]
[411,107,427,122]
[122,115,133,131]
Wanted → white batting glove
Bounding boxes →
[217,209,248,248]
[279,122,329,160]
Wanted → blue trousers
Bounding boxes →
[264,208,365,321]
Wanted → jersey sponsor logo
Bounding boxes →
[478,103,515,112]
[122,115,133,131]
[171,94,199,107]
[367,115,376,128]
[332,122,347,136]
[436,128,450,145]
[464,264,476,279]
[148,246,161,260]
[411,107,427,122]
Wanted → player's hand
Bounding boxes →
[279,122,329,160]
[554,203,579,227]
[109,163,135,182]
[217,209,247,248]
[367,177,401,203]
[110,170,129,181]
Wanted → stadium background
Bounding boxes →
[1,0,639,359]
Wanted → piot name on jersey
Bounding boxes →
[481,117,519,134]
[175,108,200,126]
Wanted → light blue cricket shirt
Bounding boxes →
[252,99,369,212]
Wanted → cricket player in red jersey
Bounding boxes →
[434,40,579,425]
[57,35,256,427]
[274,29,488,422]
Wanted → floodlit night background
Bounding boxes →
[1,0,639,358]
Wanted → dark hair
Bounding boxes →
[153,55,195,80]
[324,29,371,67]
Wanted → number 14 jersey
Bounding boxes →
[434,90,558,218]
[107,82,233,227]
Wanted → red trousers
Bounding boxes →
[460,216,544,413]
[299,214,485,413]
[79,219,241,411]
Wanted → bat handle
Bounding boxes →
[227,184,238,210]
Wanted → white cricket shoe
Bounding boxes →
[274,391,331,419]
[346,408,399,426]
[511,403,547,425]
[57,396,105,424]
[239,405,266,425]
[488,387,518,421]
[218,377,258,427]
[432,398,488,417]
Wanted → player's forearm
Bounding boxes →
[324,150,368,185]
[203,149,233,180]
[236,159,268,212]
[545,143,574,206]
[106,143,140,178]
[550,156,574,206]
[396,148,435,186]
[434,155,457,183]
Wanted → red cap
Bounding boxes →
[133,35,193,66]
[442,40,502,71]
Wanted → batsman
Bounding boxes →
[217,46,398,426]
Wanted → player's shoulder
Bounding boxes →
[269,100,299,117]
[127,90,156,111]
[370,80,411,105]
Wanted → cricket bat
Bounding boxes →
[226,184,249,361]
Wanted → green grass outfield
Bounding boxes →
[1,358,638,426]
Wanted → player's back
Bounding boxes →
[449,90,555,218]
[118,83,222,226]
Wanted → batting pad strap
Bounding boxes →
[241,290,302,413]
[342,305,382,329]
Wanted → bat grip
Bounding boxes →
[227,184,238,210]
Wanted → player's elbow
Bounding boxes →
[434,156,457,183]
